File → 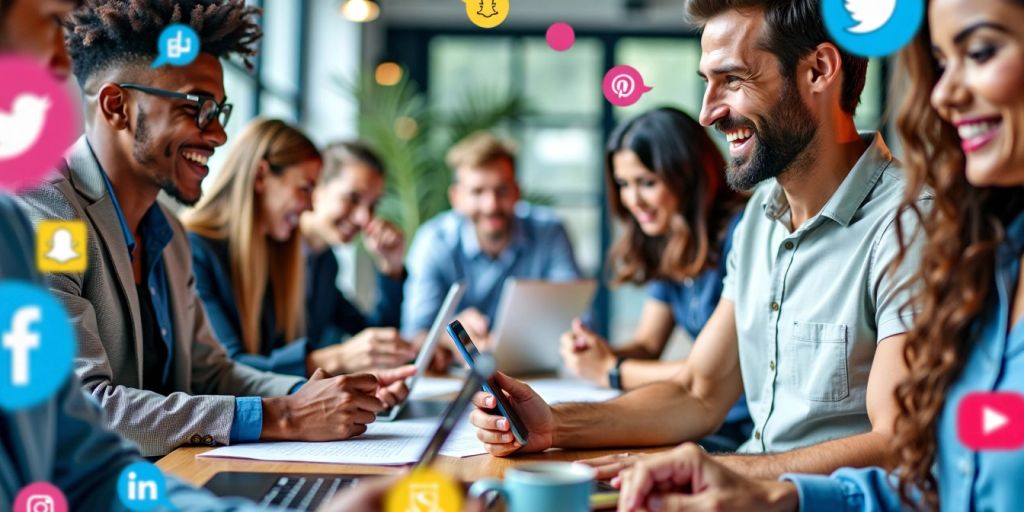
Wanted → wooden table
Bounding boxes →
[157,445,672,487]
[157,376,673,487]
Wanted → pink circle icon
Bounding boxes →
[546,22,575,52]
[14,482,69,512]
[0,54,79,193]
[602,65,653,107]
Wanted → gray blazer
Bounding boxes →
[16,136,303,456]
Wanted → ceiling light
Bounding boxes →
[340,0,380,23]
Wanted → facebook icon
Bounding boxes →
[0,282,75,411]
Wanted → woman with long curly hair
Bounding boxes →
[609,0,1024,510]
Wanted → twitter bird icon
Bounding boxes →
[0,54,78,192]
[823,0,923,57]
[0,94,51,160]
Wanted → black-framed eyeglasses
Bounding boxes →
[118,83,232,131]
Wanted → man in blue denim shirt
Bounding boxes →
[403,132,580,364]
[17,0,407,457]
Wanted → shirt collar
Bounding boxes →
[97,161,174,261]
[762,132,894,227]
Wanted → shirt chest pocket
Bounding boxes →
[786,321,850,402]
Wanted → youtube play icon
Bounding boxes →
[957,392,1024,451]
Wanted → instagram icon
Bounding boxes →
[13,482,68,512]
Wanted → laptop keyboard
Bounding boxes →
[259,476,358,510]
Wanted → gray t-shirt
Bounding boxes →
[722,132,931,453]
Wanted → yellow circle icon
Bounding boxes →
[385,468,464,512]
[464,0,509,29]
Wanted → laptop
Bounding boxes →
[489,279,597,376]
[203,353,496,511]
[376,281,465,421]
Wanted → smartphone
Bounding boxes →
[446,320,530,445]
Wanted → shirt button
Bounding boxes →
[190,434,202,444]
[161,328,168,337]
[958,458,972,476]
[783,241,794,250]
[771,302,780,312]
[769,361,776,371]
[150,286,156,295]
[754,430,761,441]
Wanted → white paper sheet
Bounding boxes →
[198,378,614,465]
[199,420,436,465]
[437,414,488,458]
[528,378,621,404]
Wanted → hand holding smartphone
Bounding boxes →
[446,320,530,445]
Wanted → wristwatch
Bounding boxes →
[607,356,626,391]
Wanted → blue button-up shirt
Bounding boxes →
[402,203,581,337]
[785,211,1024,511]
[99,171,263,443]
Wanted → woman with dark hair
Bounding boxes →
[612,0,1024,510]
[561,107,751,451]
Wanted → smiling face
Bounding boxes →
[698,7,817,191]
[450,158,521,243]
[258,158,320,242]
[120,53,228,206]
[0,0,77,79]
[612,150,680,236]
[929,0,1024,187]
[311,162,385,245]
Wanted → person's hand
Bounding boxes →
[261,369,384,441]
[560,318,616,387]
[455,308,491,349]
[368,364,417,408]
[575,452,642,480]
[428,344,455,373]
[469,372,555,456]
[615,443,799,512]
[364,218,405,278]
[309,328,418,375]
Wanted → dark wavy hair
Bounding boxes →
[892,3,1024,509]
[65,0,262,86]
[606,107,746,285]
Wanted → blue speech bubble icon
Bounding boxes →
[152,24,200,69]
[0,282,75,411]
[117,462,174,511]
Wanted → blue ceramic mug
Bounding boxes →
[469,462,596,512]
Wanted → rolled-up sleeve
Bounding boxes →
[870,199,932,343]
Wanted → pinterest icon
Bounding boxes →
[602,65,653,107]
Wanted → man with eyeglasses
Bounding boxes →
[16,0,410,458]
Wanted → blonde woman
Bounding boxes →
[185,118,415,378]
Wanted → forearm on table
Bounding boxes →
[715,430,893,480]
[551,381,720,448]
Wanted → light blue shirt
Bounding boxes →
[721,133,929,453]
[402,203,581,337]
[785,211,1024,511]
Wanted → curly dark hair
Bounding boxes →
[65,0,261,86]
[892,2,1024,509]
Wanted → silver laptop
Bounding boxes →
[489,279,597,376]
[377,281,465,421]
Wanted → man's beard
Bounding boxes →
[132,109,202,207]
[720,79,817,191]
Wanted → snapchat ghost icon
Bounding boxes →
[464,0,509,29]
